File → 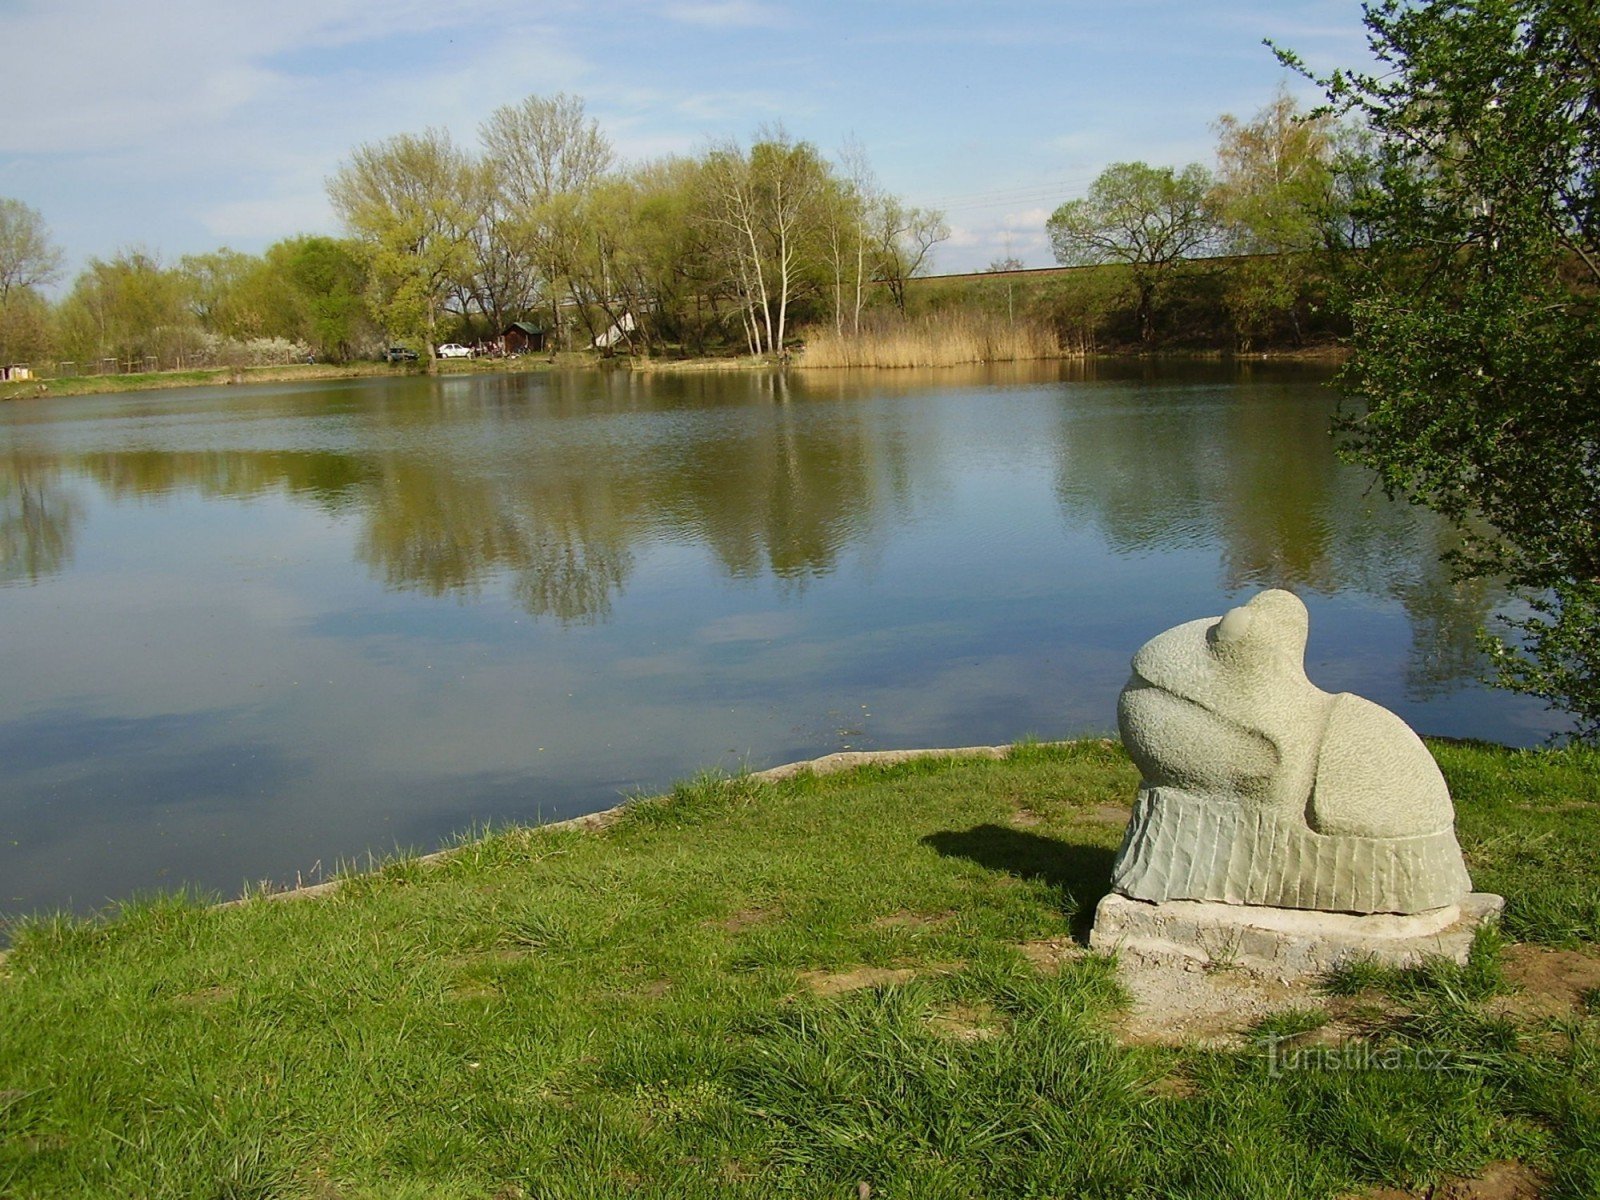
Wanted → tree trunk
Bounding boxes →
[853,235,865,334]
[1136,277,1156,346]
[426,300,440,374]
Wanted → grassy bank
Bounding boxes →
[798,312,1063,369]
[1,740,1598,1198]
[0,355,613,402]
[0,362,408,401]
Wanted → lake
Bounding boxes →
[0,361,1561,916]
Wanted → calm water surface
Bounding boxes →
[0,362,1561,915]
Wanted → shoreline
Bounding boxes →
[0,743,1030,964]
[0,748,1036,972]
[224,744,1025,910]
[2,345,1347,401]
[0,356,581,402]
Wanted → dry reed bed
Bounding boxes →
[799,312,1064,369]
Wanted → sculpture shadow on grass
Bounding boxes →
[920,825,1117,942]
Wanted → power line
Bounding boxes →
[927,177,1090,204]
[924,175,1096,210]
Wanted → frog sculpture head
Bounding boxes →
[1111,589,1471,914]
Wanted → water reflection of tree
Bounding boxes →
[354,374,908,617]
[1051,379,1502,697]
[1388,533,1500,701]
[659,400,893,584]
[79,449,374,508]
[354,457,637,624]
[0,456,85,585]
[55,372,914,623]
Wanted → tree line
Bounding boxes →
[327,99,953,367]
[827,84,1370,357]
[0,84,1379,375]
[1,84,1376,376]
[0,97,950,373]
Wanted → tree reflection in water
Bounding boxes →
[0,455,84,586]
[1049,365,1501,698]
[16,363,1502,688]
[1,364,1558,916]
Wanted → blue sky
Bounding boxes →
[1,0,1375,281]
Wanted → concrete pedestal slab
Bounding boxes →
[1089,891,1504,977]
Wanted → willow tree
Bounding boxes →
[179,248,281,341]
[55,251,193,367]
[328,129,482,369]
[0,198,63,364]
[480,93,614,346]
[1047,161,1217,344]
[265,236,373,362]
[628,157,730,355]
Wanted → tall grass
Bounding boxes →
[798,310,1063,369]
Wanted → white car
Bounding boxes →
[437,343,474,359]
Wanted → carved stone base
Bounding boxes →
[1089,891,1504,978]
[1111,787,1473,914]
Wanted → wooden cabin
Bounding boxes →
[502,321,548,354]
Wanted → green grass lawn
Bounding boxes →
[1,740,1597,1199]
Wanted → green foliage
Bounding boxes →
[1212,86,1339,258]
[0,285,52,365]
[625,156,731,354]
[328,128,485,364]
[1037,263,1130,352]
[179,247,278,340]
[0,198,63,364]
[1047,161,1218,344]
[54,249,193,366]
[267,235,373,361]
[1210,86,1342,349]
[0,198,62,308]
[1288,0,1600,737]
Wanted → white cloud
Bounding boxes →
[1000,207,1050,232]
[0,0,563,156]
[936,213,1052,273]
[3,0,595,262]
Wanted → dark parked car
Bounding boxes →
[382,346,419,363]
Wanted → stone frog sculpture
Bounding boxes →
[1112,589,1472,914]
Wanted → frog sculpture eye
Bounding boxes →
[1111,589,1471,915]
